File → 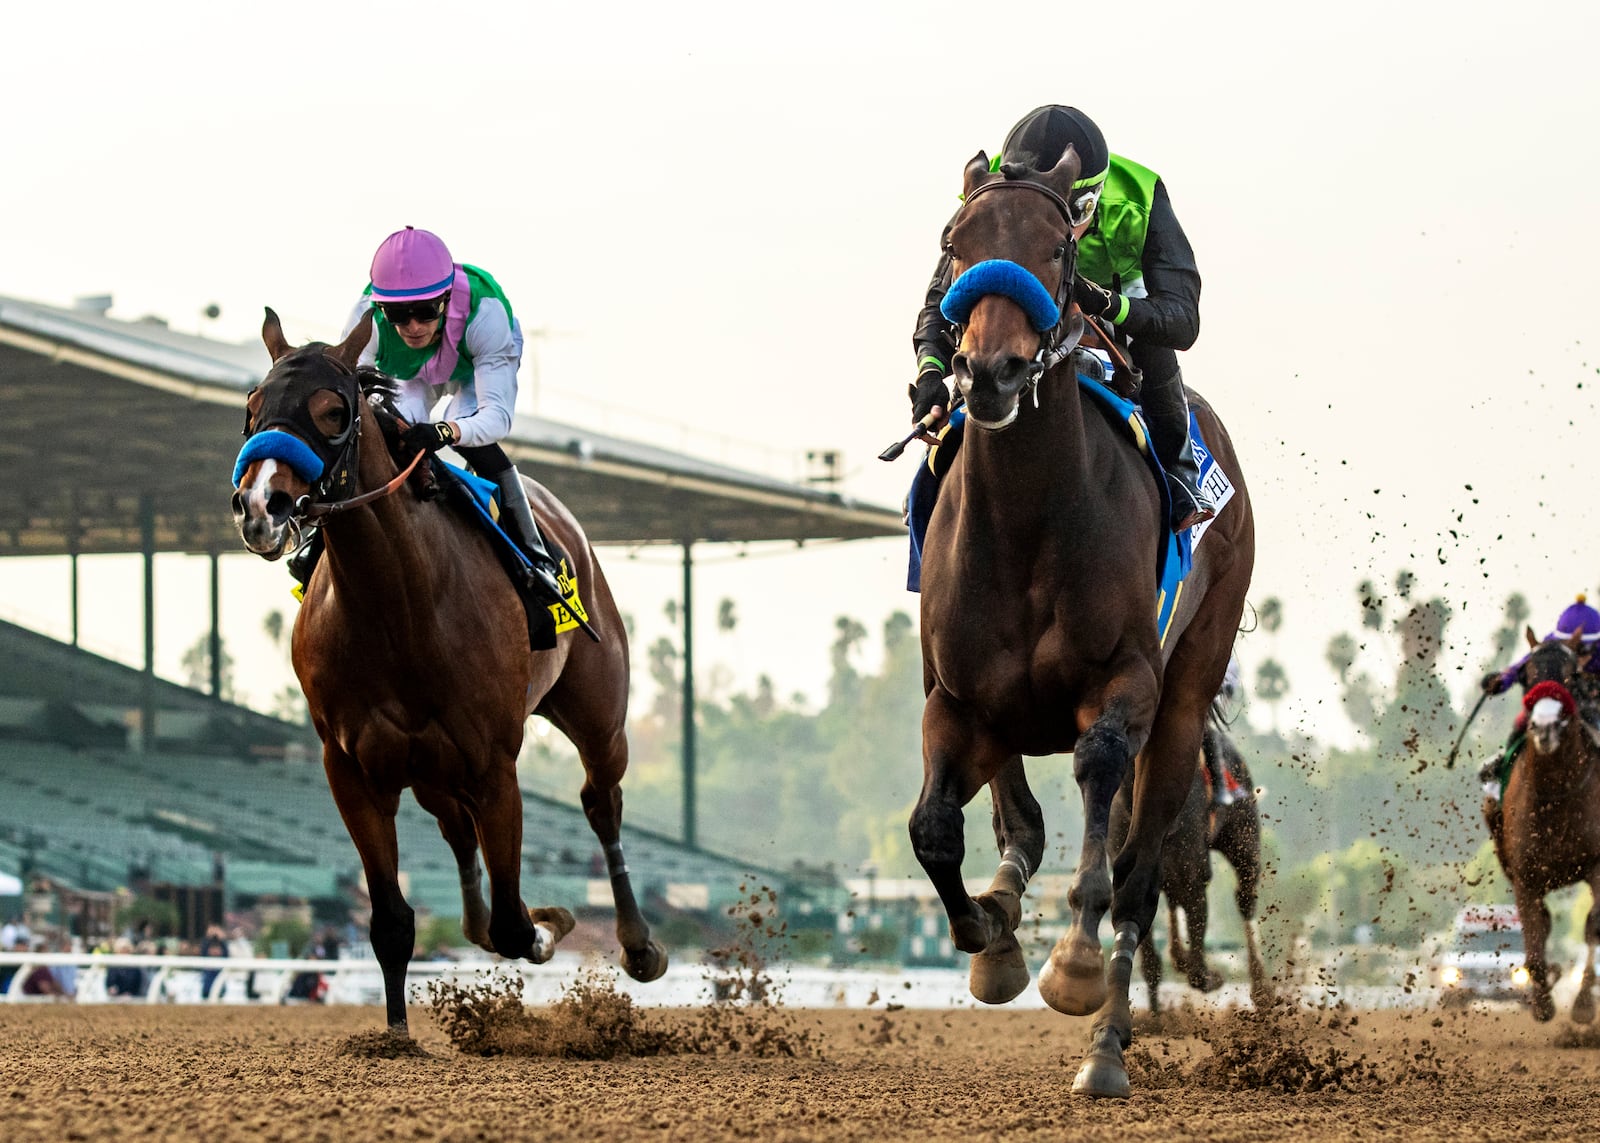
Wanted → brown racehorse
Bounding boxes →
[231,311,666,1034]
[1121,717,1272,1013]
[909,149,1255,1097]
[1488,628,1600,1023]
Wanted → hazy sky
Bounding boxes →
[3,1,1597,745]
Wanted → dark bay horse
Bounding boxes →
[231,311,666,1033]
[910,149,1254,1097]
[1123,717,1271,1013]
[1489,629,1600,1023]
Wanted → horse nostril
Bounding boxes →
[229,490,246,520]
[952,353,971,381]
[266,491,295,523]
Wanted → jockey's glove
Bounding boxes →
[910,368,950,424]
[1480,670,1505,695]
[1073,274,1124,323]
[403,420,457,454]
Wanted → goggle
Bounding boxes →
[376,295,448,327]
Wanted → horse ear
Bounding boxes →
[1526,625,1540,649]
[328,310,374,373]
[1567,626,1586,648]
[1038,142,1083,200]
[262,307,292,362]
[962,151,995,199]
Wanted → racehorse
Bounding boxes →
[909,148,1255,1097]
[1123,716,1272,1013]
[231,311,666,1034]
[1490,628,1600,1023]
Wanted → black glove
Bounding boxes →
[1480,670,1504,696]
[909,369,950,424]
[403,420,457,453]
[1072,274,1121,321]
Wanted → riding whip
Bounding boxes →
[1445,689,1492,770]
[879,395,966,462]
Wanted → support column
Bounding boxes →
[139,494,156,754]
[209,552,223,700]
[70,553,80,648]
[681,540,696,850]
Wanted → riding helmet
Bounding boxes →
[1000,105,1110,186]
[369,226,455,301]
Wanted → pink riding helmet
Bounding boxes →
[369,226,455,301]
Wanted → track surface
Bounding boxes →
[1,1001,1596,1141]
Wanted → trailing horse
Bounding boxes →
[1120,715,1272,1013]
[1488,628,1600,1023]
[909,148,1254,1097]
[231,311,666,1034]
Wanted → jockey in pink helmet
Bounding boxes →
[290,227,576,646]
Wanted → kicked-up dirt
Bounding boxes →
[0,994,1596,1141]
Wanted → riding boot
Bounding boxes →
[1141,367,1216,534]
[287,526,324,593]
[1202,733,1236,808]
[494,468,601,645]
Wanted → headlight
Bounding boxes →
[1512,966,1530,986]
[1440,966,1460,985]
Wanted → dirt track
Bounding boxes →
[1,998,1597,1141]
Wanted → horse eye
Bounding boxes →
[1053,244,1068,261]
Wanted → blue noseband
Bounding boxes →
[232,429,326,486]
[940,259,1061,332]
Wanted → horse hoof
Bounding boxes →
[623,940,669,983]
[1038,942,1107,1016]
[1531,992,1556,1023]
[1250,983,1278,1009]
[969,933,1030,1005]
[1071,1044,1130,1099]
[1572,993,1596,1025]
[1190,969,1223,993]
[529,906,576,941]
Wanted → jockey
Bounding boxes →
[288,227,570,636]
[911,105,1213,532]
[1477,593,1600,792]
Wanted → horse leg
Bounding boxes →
[1140,928,1162,1015]
[1069,698,1198,1099]
[967,755,1043,1004]
[1180,881,1221,992]
[474,765,571,963]
[909,689,1017,990]
[1572,870,1599,1025]
[1038,702,1144,1020]
[1167,900,1189,977]
[412,786,492,952]
[1218,807,1272,1006]
[577,741,667,984]
[1513,885,1555,1022]
[324,750,413,1033]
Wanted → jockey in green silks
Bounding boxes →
[910,105,1214,532]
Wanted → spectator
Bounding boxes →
[48,935,78,998]
[104,937,145,998]
[199,924,229,998]
[20,941,66,999]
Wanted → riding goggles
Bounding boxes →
[376,294,448,327]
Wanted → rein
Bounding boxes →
[298,448,427,519]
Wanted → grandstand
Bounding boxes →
[0,619,805,934]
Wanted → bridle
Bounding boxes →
[946,175,1094,414]
[239,354,426,531]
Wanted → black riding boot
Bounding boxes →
[494,468,601,644]
[1202,731,1236,808]
[1141,366,1216,533]
[287,526,324,592]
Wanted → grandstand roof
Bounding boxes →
[0,294,905,556]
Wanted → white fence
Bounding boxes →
[0,949,1511,1011]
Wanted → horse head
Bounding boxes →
[1518,626,1592,757]
[940,146,1090,429]
[231,309,373,558]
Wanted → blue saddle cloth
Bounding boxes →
[907,372,1203,646]
[434,461,591,635]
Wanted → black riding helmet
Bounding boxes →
[1000,105,1110,226]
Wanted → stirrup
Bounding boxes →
[520,558,602,644]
